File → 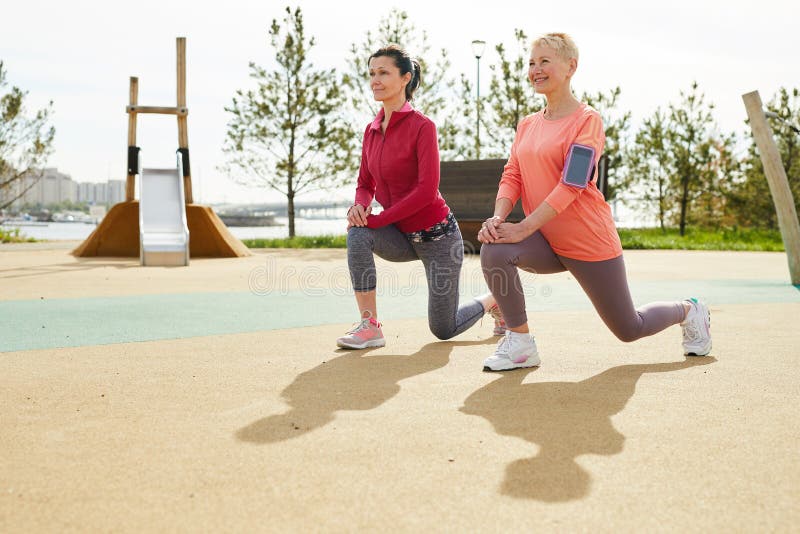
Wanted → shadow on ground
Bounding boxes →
[460,356,717,502]
[236,337,497,443]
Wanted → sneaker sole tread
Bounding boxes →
[336,339,386,350]
[482,356,541,372]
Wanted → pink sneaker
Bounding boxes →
[336,314,386,349]
[487,304,507,336]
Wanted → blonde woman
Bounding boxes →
[478,33,711,371]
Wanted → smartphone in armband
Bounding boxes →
[561,143,596,189]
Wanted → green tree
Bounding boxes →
[730,87,800,229]
[481,29,543,159]
[342,8,453,162]
[696,132,739,228]
[580,87,631,202]
[449,29,542,160]
[626,108,672,229]
[624,84,734,232]
[0,61,55,209]
[443,73,478,160]
[666,81,725,235]
[220,6,355,237]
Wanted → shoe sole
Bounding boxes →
[685,341,712,356]
[483,357,541,372]
[337,339,386,350]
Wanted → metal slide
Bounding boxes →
[138,155,190,266]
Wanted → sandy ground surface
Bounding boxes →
[1,243,799,532]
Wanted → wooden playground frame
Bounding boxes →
[743,90,800,285]
[73,37,249,259]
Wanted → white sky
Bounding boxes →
[3,0,798,204]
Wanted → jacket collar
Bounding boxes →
[369,101,414,132]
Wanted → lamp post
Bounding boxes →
[471,39,486,160]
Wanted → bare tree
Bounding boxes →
[0,61,55,209]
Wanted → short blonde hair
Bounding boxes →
[531,33,579,61]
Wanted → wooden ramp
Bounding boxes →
[72,202,251,258]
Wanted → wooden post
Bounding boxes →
[743,90,800,285]
[176,37,193,204]
[126,77,138,201]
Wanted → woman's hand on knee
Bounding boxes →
[347,204,372,228]
[494,221,533,244]
[478,215,504,243]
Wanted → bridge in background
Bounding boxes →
[215,200,351,219]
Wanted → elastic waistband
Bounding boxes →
[405,212,457,243]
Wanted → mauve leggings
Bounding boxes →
[480,231,685,341]
[347,224,485,340]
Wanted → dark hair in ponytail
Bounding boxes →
[368,44,421,101]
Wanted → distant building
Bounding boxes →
[106,180,125,204]
[16,168,75,206]
[75,180,125,205]
[12,168,126,207]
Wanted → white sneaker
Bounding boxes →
[681,298,712,356]
[483,331,541,371]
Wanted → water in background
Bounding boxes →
[1,216,349,242]
[2,201,653,242]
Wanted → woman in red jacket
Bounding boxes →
[337,45,502,349]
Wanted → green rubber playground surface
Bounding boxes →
[2,277,797,353]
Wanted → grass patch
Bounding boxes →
[0,227,37,243]
[241,227,785,252]
[617,227,785,251]
[242,234,347,249]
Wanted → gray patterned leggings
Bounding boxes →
[347,224,485,340]
[480,231,685,341]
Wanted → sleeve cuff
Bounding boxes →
[496,183,520,205]
[543,184,581,214]
[365,214,383,229]
[354,194,372,207]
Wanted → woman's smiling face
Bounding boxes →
[528,45,574,95]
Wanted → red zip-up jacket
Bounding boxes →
[354,101,450,232]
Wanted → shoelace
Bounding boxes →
[482,305,506,328]
[683,323,701,343]
[346,318,372,335]
[494,331,511,358]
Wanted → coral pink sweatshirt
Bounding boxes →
[497,103,623,261]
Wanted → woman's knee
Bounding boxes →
[609,324,641,343]
[429,322,455,341]
[480,242,511,269]
[346,226,372,248]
